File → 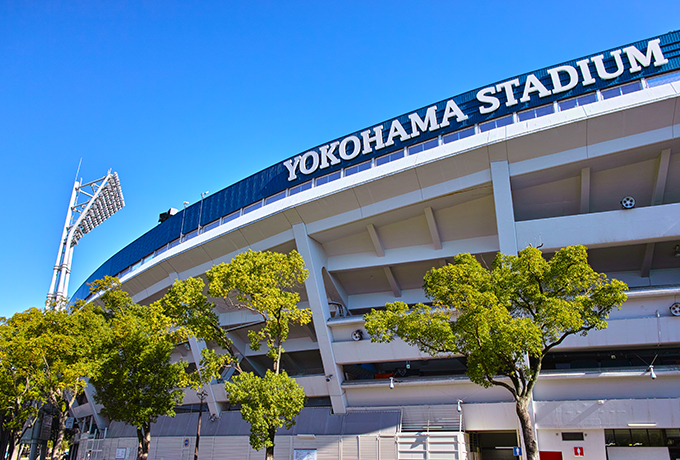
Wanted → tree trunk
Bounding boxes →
[136,423,151,460]
[8,434,20,460]
[515,396,538,460]
[265,427,276,460]
[0,412,6,460]
[50,409,69,460]
[194,400,203,460]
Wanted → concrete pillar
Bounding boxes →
[293,223,348,414]
[188,336,221,416]
[490,160,518,255]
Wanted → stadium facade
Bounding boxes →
[70,31,680,460]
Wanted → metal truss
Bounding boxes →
[46,170,125,307]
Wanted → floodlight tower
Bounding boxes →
[46,170,125,307]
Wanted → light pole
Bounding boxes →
[47,169,124,307]
[198,191,209,234]
[194,390,207,460]
[180,201,189,241]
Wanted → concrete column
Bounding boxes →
[293,223,348,414]
[490,160,518,255]
[580,167,591,214]
[83,383,107,429]
[188,336,221,416]
[641,149,671,277]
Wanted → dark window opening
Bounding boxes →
[244,349,324,377]
[605,429,670,447]
[540,347,680,371]
[343,357,467,381]
[174,403,207,414]
[562,432,584,441]
[305,397,332,407]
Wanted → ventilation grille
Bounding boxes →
[401,405,461,432]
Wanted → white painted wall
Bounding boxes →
[463,402,517,431]
[535,399,680,429]
[537,429,606,460]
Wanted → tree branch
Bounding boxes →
[489,378,518,399]
[542,325,596,357]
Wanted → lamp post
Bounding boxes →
[47,169,124,307]
[457,399,463,433]
[194,390,207,460]
[180,201,189,241]
[198,191,209,234]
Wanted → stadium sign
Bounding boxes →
[283,38,670,181]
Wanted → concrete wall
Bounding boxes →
[537,429,606,460]
[535,399,680,429]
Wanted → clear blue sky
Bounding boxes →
[1,1,678,318]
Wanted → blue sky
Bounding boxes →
[1,1,678,317]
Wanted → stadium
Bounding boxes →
[68,31,680,460]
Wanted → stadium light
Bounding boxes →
[46,169,125,307]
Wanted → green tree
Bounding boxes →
[0,310,44,460]
[155,276,236,460]
[0,306,105,460]
[86,278,188,460]
[34,307,106,460]
[364,245,627,460]
[226,371,305,453]
[207,250,311,460]
[84,276,234,460]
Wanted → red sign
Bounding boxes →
[574,447,584,457]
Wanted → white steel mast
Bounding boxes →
[47,169,125,307]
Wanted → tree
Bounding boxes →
[86,278,188,460]
[155,276,235,460]
[226,371,306,454]
[33,307,106,460]
[85,276,234,460]
[0,311,43,460]
[0,306,105,460]
[207,250,311,460]
[364,245,627,460]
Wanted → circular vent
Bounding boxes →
[621,196,636,209]
[670,303,680,317]
[351,330,364,341]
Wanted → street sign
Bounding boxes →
[39,415,52,441]
[184,438,189,447]
[513,446,522,456]
[574,446,584,457]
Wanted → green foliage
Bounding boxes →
[208,250,310,457]
[0,304,106,452]
[155,276,236,389]
[0,311,44,437]
[207,250,311,369]
[88,286,187,427]
[156,277,229,349]
[84,276,135,317]
[365,246,627,460]
[84,275,248,460]
[225,370,305,451]
[365,245,628,395]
